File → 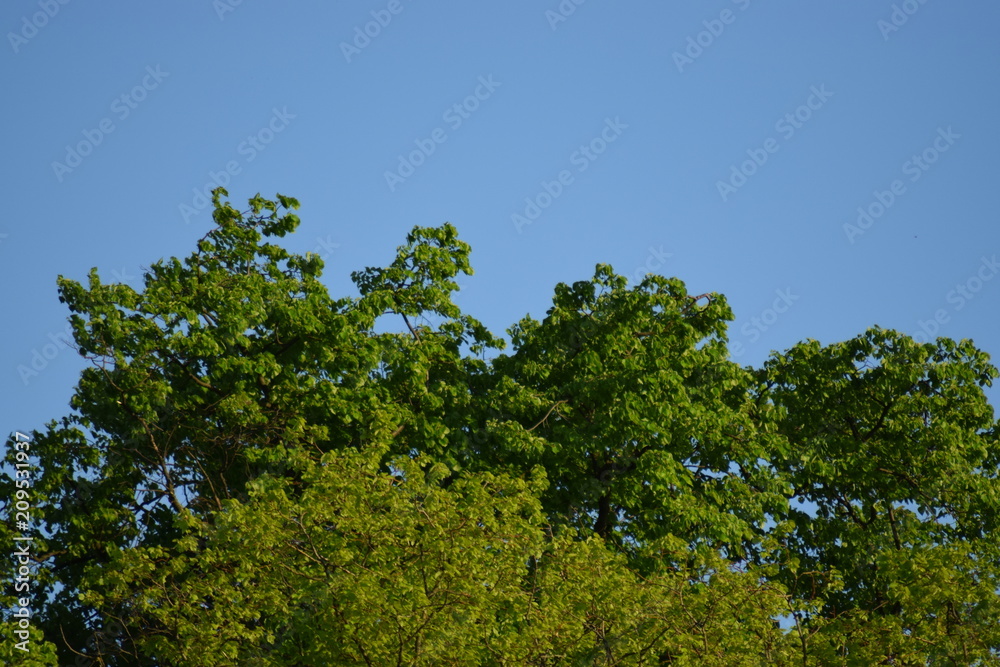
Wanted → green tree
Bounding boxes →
[3,190,997,665]
[480,268,789,564]
[757,330,1000,661]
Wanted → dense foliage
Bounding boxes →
[4,191,999,665]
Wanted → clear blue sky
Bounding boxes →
[3,0,999,435]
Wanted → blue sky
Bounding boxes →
[3,0,999,435]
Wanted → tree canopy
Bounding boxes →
[4,190,999,665]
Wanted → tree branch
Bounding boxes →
[526,400,568,432]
